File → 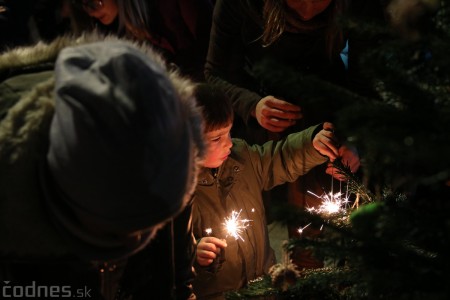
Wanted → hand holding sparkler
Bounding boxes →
[197,210,252,269]
[313,123,360,181]
[312,122,340,161]
[196,237,227,267]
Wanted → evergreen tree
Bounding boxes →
[226,1,450,299]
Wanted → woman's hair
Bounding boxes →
[66,0,99,34]
[195,83,234,133]
[117,0,151,39]
[262,0,349,59]
[117,0,169,44]
[69,0,179,52]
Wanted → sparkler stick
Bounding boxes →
[297,223,311,235]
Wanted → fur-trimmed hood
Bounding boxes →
[0,33,204,261]
[0,32,204,162]
[0,32,167,81]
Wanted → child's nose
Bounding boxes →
[224,134,232,149]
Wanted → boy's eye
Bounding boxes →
[211,137,221,142]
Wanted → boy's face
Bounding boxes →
[202,123,233,168]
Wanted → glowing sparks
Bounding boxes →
[297,223,311,234]
[223,209,252,241]
[306,190,350,215]
[202,210,253,241]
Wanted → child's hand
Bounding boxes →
[312,122,340,161]
[196,237,227,266]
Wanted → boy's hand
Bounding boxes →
[196,237,227,266]
[313,122,340,160]
[313,123,361,180]
[253,96,302,132]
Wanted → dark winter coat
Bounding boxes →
[191,125,328,299]
[0,33,203,300]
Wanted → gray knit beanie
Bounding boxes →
[41,41,200,260]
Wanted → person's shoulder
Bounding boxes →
[230,137,262,158]
[231,137,248,148]
[229,138,250,158]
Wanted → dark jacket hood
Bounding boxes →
[43,41,204,261]
[0,33,204,261]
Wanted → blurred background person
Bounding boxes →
[69,0,214,81]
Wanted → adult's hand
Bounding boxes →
[253,96,302,132]
[326,144,360,181]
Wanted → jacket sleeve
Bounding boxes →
[174,199,197,300]
[190,202,213,276]
[243,124,329,190]
[204,0,262,124]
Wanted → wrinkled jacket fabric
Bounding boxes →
[192,125,327,299]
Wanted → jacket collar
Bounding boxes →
[197,147,245,187]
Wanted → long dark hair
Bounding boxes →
[117,0,171,45]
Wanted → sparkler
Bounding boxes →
[298,190,350,234]
[297,168,356,234]
[306,190,350,215]
[304,168,351,215]
[223,209,252,241]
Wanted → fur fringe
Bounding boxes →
[0,31,205,165]
[0,77,55,163]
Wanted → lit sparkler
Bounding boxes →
[306,190,350,215]
[223,209,252,241]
